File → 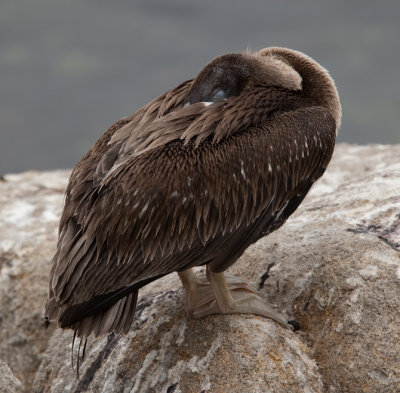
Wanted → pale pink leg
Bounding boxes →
[178,267,292,329]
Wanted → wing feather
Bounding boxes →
[48,86,336,320]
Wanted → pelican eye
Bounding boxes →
[212,88,227,101]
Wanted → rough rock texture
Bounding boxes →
[0,171,67,391]
[32,290,323,393]
[1,144,400,393]
[0,359,22,393]
[247,144,400,392]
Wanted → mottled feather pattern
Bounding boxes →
[50,106,335,309]
[119,81,193,155]
[46,81,193,315]
[45,47,341,338]
[130,87,303,154]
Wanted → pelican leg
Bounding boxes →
[177,267,293,329]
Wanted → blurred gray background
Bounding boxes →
[1,0,399,174]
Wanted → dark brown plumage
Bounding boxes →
[45,47,341,338]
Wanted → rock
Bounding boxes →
[0,171,68,391]
[32,287,323,393]
[1,144,400,392]
[242,144,400,392]
[0,359,22,393]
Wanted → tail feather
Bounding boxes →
[110,295,128,333]
[119,291,138,335]
[46,273,166,338]
[73,291,138,338]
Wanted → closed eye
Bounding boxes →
[212,88,227,101]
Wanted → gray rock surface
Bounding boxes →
[0,359,22,393]
[245,144,400,392]
[1,144,400,392]
[32,290,323,393]
[0,171,68,391]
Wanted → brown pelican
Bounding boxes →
[45,47,341,339]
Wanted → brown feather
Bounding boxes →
[45,47,341,338]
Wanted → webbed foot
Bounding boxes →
[178,268,293,330]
